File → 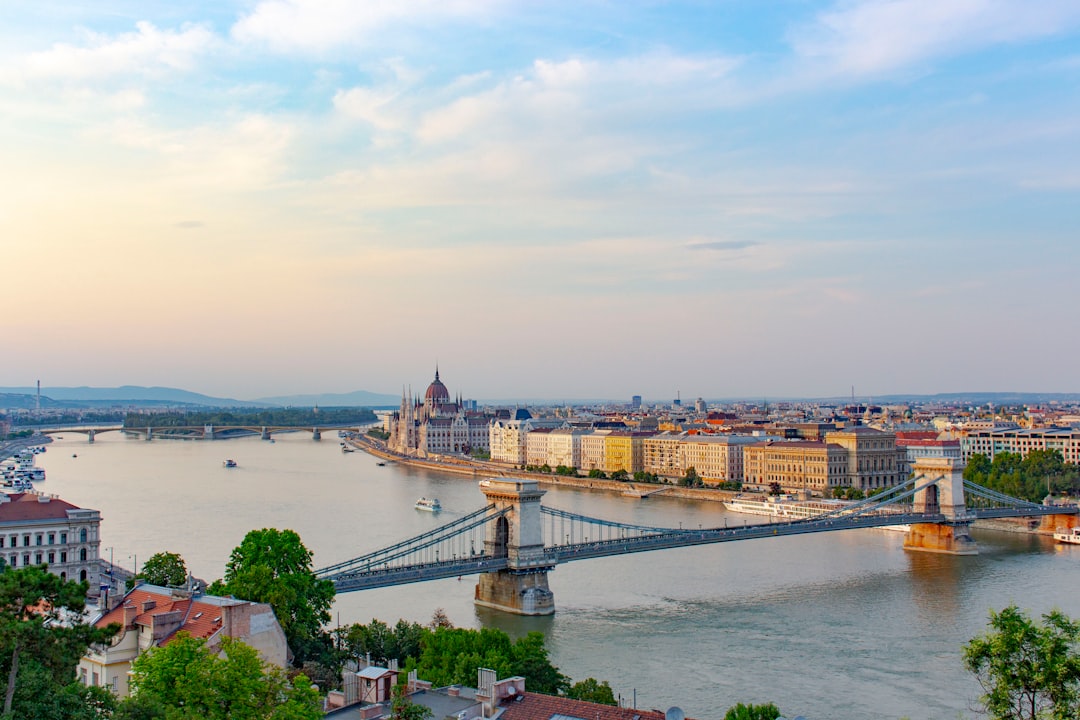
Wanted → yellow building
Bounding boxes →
[824,427,904,491]
[743,441,848,493]
[603,432,649,474]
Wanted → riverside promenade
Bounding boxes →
[350,434,739,504]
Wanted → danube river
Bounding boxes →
[34,431,1080,719]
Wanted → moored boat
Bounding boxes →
[1054,527,1080,544]
[415,497,441,512]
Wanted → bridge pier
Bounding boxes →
[904,458,978,555]
[312,427,321,441]
[261,426,271,441]
[904,522,978,555]
[146,426,153,441]
[474,478,556,616]
[1038,513,1079,535]
[204,424,215,440]
[87,430,95,443]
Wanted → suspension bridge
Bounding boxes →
[315,458,1079,615]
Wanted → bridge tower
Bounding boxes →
[474,478,556,616]
[904,457,978,555]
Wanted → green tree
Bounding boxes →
[611,469,628,481]
[587,469,606,479]
[723,702,781,720]
[126,633,322,720]
[0,564,119,716]
[390,680,433,720]
[566,677,617,705]
[135,551,188,588]
[209,528,335,665]
[964,604,1080,720]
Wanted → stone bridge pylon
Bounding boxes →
[474,478,556,615]
[904,457,978,555]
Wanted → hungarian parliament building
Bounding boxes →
[387,369,495,456]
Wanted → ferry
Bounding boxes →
[1054,527,1080,545]
[415,497,442,512]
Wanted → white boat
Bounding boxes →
[415,497,442,512]
[1054,527,1080,544]
[723,494,849,520]
[223,459,238,468]
[723,494,910,531]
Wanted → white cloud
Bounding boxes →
[232,0,503,53]
[14,21,216,83]
[790,0,1080,77]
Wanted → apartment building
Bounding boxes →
[0,492,101,588]
[960,426,1080,464]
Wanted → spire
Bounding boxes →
[435,364,440,383]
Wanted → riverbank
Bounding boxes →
[350,435,739,503]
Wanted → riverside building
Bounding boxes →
[0,491,101,588]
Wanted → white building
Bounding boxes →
[0,491,101,587]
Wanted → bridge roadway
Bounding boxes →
[324,509,943,593]
[323,501,1078,594]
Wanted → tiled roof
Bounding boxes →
[498,693,678,720]
[0,493,79,521]
[95,586,235,645]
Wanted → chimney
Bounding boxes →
[37,495,51,503]
[123,604,138,626]
[141,599,157,612]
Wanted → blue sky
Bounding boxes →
[2,1,1078,401]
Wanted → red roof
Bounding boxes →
[0,493,78,521]
[96,587,228,645]
[498,692,679,720]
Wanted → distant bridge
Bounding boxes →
[39,424,361,442]
[316,458,1079,615]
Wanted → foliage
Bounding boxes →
[566,677,617,705]
[470,448,491,460]
[611,469,628,481]
[831,486,865,501]
[338,619,426,668]
[963,604,1080,720]
[723,702,781,720]
[126,633,322,720]
[681,467,701,488]
[429,608,453,630]
[368,428,391,441]
[4,658,117,720]
[404,627,568,695]
[964,451,1080,503]
[209,528,335,666]
[555,465,578,476]
[123,407,375,430]
[135,552,188,588]
[0,564,119,716]
[632,471,659,483]
[390,680,433,720]
[587,469,606,479]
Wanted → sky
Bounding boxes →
[2,1,1079,402]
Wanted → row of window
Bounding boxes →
[8,547,89,566]
[1,528,89,549]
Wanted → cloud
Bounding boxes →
[688,240,760,252]
[232,0,503,53]
[14,21,216,83]
[789,0,1080,77]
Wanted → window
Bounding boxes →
[80,529,88,543]
[34,552,42,564]
[60,551,67,563]
[80,548,88,562]
[0,537,4,549]
[35,534,43,546]
[48,551,55,564]
[60,532,67,544]
[48,533,54,545]
[22,535,30,547]
[22,554,30,566]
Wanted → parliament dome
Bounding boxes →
[425,369,450,402]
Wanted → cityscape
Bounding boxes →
[4,1,1080,719]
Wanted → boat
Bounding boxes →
[415,497,442,512]
[341,446,354,453]
[723,493,910,531]
[376,461,386,466]
[223,459,238,468]
[1054,527,1080,544]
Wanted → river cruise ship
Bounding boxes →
[1054,527,1080,545]
[415,497,442,512]
[723,494,849,519]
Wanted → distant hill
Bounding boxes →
[0,386,264,408]
[0,386,398,409]
[254,390,400,407]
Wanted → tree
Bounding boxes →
[429,608,453,630]
[963,604,1080,720]
[209,528,335,665]
[135,551,188,588]
[0,564,118,717]
[390,680,433,720]
[723,702,781,720]
[126,633,322,720]
[566,677,616,705]
[611,469,628,481]
[587,468,606,479]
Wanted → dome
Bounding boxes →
[425,369,450,402]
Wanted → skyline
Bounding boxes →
[3,2,1079,400]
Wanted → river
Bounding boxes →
[33,431,1080,720]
